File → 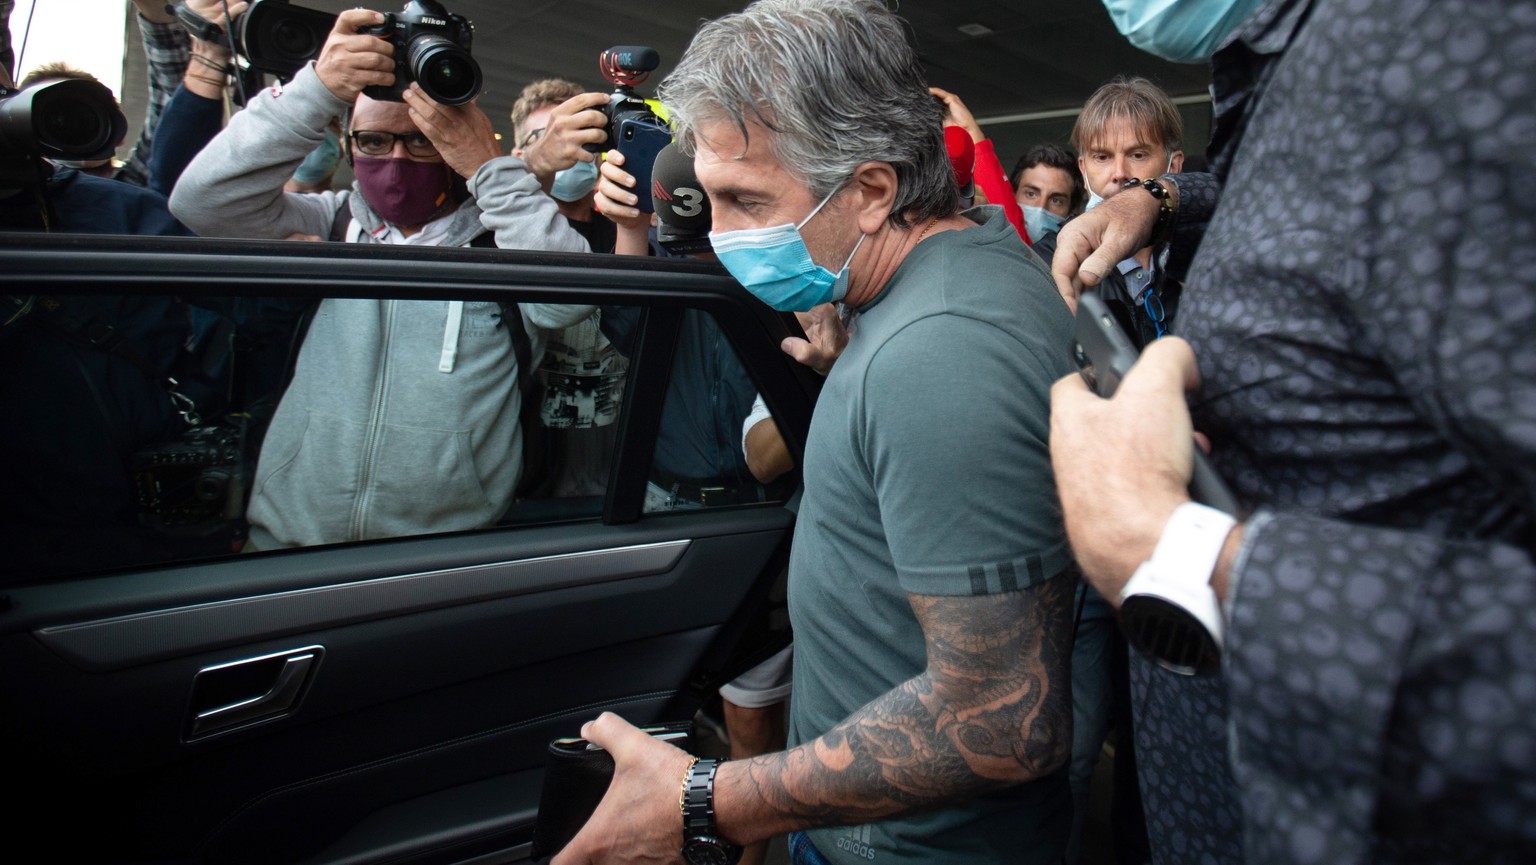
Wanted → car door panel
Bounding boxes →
[4,513,791,864]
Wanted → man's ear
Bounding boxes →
[847,161,898,234]
[1167,149,1185,174]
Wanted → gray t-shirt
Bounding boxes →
[788,207,1076,864]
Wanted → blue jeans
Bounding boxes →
[1066,580,1116,865]
[787,831,834,865]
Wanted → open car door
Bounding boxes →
[0,233,818,865]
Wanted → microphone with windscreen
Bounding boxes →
[651,142,715,256]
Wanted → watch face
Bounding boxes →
[681,836,737,865]
[1121,594,1221,676]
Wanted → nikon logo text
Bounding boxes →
[420,16,447,25]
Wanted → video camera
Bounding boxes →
[175,0,481,105]
[586,46,672,213]
[175,0,333,79]
[0,78,126,186]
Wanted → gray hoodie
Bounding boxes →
[171,66,595,549]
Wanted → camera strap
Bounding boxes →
[33,297,204,427]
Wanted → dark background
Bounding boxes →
[120,0,1214,175]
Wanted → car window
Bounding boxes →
[631,308,792,513]
[0,288,789,584]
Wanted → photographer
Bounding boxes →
[147,0,250,198]
[510,79,612,250]
[169,8,594,550]
[2,0,194,186]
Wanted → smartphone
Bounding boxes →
[1070,292,1240,515]
[614,116,672,214]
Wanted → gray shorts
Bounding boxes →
[718,643,793,708]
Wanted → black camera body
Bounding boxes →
[360,1,482,106]
[132,424,249,538]
[584,46,664,156]
[584,46,671,212]
[0,78,127,187]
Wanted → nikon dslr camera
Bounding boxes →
[361,0,482,106]
[175,0,479,105]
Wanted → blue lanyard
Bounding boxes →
[1140,288,1167,339]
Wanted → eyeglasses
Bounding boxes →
[519,127,546,150]
[349,130,439,159]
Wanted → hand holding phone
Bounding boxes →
[1070,292,1239,515]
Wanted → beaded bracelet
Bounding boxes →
[1122,176,1177,248]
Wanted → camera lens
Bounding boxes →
[194,472,229,503]
[271,19,322,59]
[40,99,106,151]
[409,35,481,105]
[236,2,337,78]
[28,83,119,157]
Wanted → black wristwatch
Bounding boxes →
[679,757,742,865]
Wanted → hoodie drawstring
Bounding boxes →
[438,300,463,373]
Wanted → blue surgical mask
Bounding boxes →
[550,160,599,202]
[1101,0,1264,64]
[709,189,866,312]
[1023,206,1065,241]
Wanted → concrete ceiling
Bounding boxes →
[123,0,1213,171]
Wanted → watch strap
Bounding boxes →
[679,757,741,864]
[682,757,720,838]
[1120,502,1236,676]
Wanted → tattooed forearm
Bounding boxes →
[735,570,1074,829]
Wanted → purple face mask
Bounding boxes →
[352,156,453,227]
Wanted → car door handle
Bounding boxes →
[186,646,324,741]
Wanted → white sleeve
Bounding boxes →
[741,393,772,456]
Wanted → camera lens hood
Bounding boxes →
[0,79,126,161]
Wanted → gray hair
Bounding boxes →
[658,0,955,229]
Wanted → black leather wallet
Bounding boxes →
[529,721,694,861]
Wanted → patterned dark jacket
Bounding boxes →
[1132,1,1536,864]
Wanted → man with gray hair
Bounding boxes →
[551,2,1075,864]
